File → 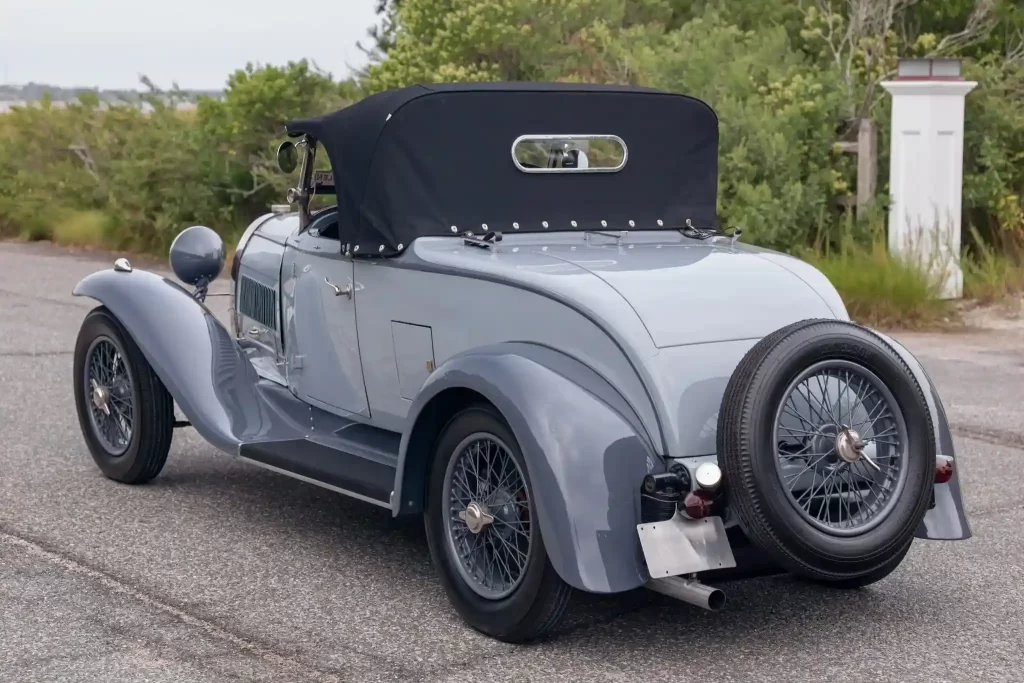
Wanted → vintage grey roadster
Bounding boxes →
[71,83,970,642]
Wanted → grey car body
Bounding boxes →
[72,83,968,606]
[73,219,970,594]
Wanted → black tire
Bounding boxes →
[424,404,572,642]
[73,306,174,484]
[718,319,933,584]
[806,538,913,589]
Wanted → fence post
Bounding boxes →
[856,119,877,219]
[881,58,977,299]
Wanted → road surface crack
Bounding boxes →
[0,350,72,357]
[951,424,1024,450]
[0,528,420,683]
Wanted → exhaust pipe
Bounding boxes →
[646,576,726,611]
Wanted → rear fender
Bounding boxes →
[873,331,971,541]
[396,343,662,593]
[73,268,272,453]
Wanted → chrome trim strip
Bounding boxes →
[238,455,392,509]
[511,133,628,174]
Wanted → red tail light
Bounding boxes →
[935,455,954,484]
[680,491,714,519]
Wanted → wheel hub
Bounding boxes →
[459,501,495,534]
[835,427,865,463]
[91,380,111,416]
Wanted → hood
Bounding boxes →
[412,232,847,349]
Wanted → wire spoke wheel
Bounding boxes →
[773,359,909,536]
[443,432,533,600]
[83,336,136,456]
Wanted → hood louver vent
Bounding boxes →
[238,276,277,331]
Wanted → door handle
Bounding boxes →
[324,277,353,299]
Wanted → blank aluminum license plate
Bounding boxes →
[637,514,737,579]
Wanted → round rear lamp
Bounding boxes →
[694,462,723,491]
[680,491,714,519]
[935,455,954,484]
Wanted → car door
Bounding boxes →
[281,226,369,417]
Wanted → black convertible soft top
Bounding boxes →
[286,82,719,256]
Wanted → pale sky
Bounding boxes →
[0,0,380,89]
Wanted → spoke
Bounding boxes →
[820,472,834,523]
[468,444,482,496]
[798,381,830,428]
[113,415,130,442]
[865,406,894,436]
[782,406,822,432]
[490,517,531,540]
[778,425,824,439]
[778,447,833,461]
[842,466,860,525]
[801,465,842,510]
[495,531,529,564]
[488,535,514,585]
[488,455,519,503]
[848,383,878,426]
[850,400,886,430]
[493,533,527,579]
[783,451,833,487]
[814,374,840,425]
[851,460,884,499]
[452,473,475,503]
[840,371,850,427]
[484,441,494,493]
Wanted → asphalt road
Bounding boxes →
[1,241,1023,683]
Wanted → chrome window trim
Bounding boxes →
[510,134,628,174]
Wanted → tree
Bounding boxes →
[364,0,679,91]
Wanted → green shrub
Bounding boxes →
[640,11,847,250]
[1,2,1023,328]
[50,209,115,247]
[963,228,1024,304]
[806,239,952,329]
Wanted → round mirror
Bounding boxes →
[277,141,298,174]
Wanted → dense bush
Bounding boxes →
[0,0,1021,291]
[0,62,349,251]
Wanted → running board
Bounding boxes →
[238,427,399,509]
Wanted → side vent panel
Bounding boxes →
[238,276,278,331]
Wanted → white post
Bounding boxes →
[882,59,976,299]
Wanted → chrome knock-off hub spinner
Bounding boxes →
[458,501,495,534]
[90,380,111,416]
[835,427,865,463]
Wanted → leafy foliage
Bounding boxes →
[0,1,1021,320]
[0,62,350,251]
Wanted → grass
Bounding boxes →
[49,209,114,248]
[803,238,953,329]
[6,207,115,248]
[962,228,1024,304]
[2,203,1022,328]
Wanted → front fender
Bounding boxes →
[73,268,272,454]
[397,343,662,593]
[873,331,972,541]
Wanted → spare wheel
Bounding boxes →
[718,319,934,582]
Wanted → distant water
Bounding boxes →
[0,99,199,113]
